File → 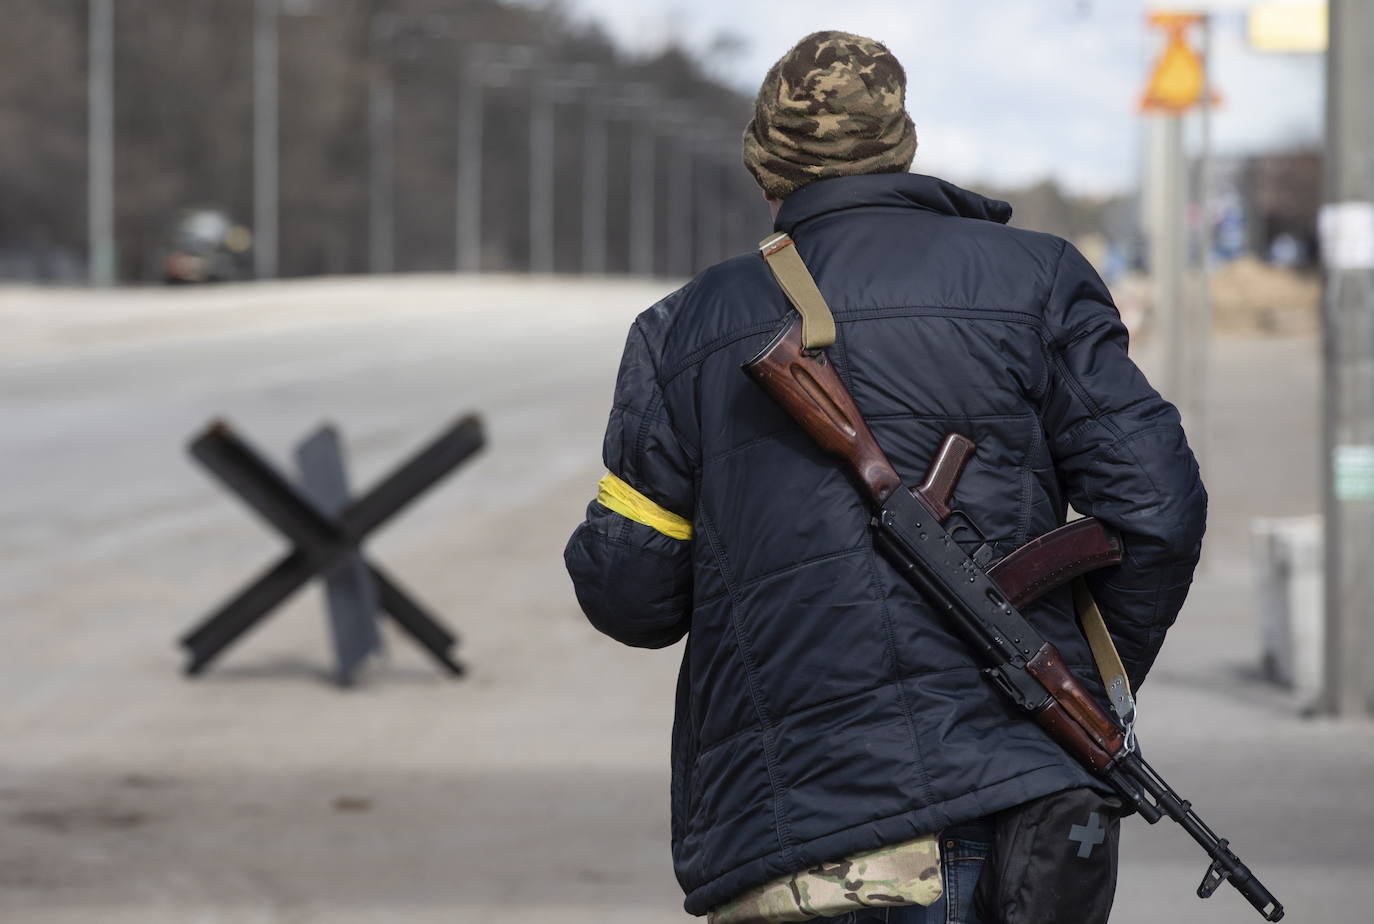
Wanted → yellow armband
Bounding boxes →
[595,473,692,541]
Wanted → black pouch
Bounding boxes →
[973,787,1123,924]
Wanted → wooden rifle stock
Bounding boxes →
[745,316,903,506]
[744,317,978,515]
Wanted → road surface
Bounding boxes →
[1,276,1369,922]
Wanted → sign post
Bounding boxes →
[1320,0,1374,716]
[1140,12,1217,458]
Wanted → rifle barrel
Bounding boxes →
[1117,754,1284,921]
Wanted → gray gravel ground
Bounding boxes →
[1,277,1369,923]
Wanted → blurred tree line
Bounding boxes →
[0,0,1150,285]
[0,0,756,282]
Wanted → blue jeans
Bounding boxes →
[810,819,994,924]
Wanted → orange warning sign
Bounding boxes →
[1140,12,1217,113]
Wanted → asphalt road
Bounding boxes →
[1,276,1369,923]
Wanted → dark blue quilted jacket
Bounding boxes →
[564,173,1206,916]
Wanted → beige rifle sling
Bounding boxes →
[1074,578,1137,724]
[759,232,836,351]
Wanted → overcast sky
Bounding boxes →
[550,0,1324,194]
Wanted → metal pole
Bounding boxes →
[1191,14,1214,483]
[725,147,746,259]
[696,152,720,270]
[253,0,279,279]
[529,82,555,274]
[707,134,736,265]
[88,0,115,286]
[456,47,538,274]
[1320,0,1374,716]
[668,140,692,276]
[630,119,655,277]
[721,142,738,258]
[1151,114,1188,408]
[368,14,395,275]
[457,66,482,273]
[582,101,608,274]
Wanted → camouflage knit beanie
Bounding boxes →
[743,31,917,200]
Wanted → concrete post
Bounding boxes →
[1320,0,1374,716]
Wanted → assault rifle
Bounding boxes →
[744,314,1284,922]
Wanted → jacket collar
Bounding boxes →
[774,173,1013,233]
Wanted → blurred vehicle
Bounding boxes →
[163,208,253,283]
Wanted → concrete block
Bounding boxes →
[1251,514,1324,708]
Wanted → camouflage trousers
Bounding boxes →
[811,819,993,924]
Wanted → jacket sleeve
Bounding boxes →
[563,316,695,649]
[1039,241,1207,689]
